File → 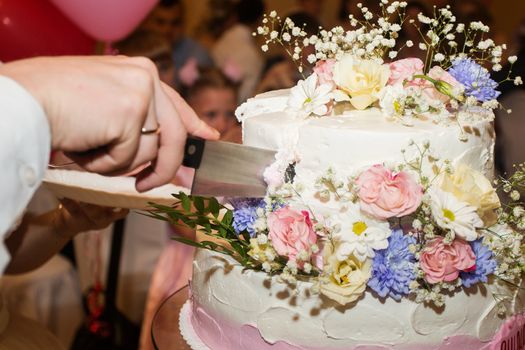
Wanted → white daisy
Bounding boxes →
[428,188,483,241]
[287,73,332,118]
[331,204,391,262]
[379,83,408,117]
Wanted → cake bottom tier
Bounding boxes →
[188,250,525,350]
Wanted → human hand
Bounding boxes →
[53,198,129,238]
[0,56,219,192]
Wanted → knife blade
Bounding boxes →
[182,138,276,197]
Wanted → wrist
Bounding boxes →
[0,58,60,149]
[52,204,79,240]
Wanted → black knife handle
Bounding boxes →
[182,137,205,169]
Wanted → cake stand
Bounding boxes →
[151,285,192,350]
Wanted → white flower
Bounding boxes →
[434,53,445,62]
[269,11,277,18]
[428,188,483,241]
[492,64,502,72]
[257,234,268,245]
[287,73,332,117]
[511,190,521,201]
[508,55,518,64]
[514,76,523,86]
[406,40,413,47]
[331,204,391,262]
[261,44,269,52]
[379,83,407,117]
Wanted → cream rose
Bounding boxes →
[320,243,371,305]
[439,164,500,226]
[332,55,390,110]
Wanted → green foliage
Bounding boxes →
[145,192,253,265]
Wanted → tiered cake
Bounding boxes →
[181,90,523,350]
[160,2,525,349]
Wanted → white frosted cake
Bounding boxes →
[164,3,525,349]
[179,90,523,350]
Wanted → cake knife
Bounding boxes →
[182,137,276,197]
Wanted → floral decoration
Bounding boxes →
[254,1,521,128]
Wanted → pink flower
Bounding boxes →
[267,207,317,262]
[422,66,463,103]
[313,59,336,86]
[420,237,476,284]
[263,162,284,190]
[388,58,424,85]
[356,165,423,220]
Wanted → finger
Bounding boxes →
[135,71,187,192]
[162,83,220,140]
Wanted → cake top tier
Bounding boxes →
[252,2,522,129]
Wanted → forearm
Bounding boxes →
[4,209,74,274]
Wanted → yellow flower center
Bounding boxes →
[304,97,312,105]
[394,100,403,114]
[335,261,355,285]
[352,221,368,236]
[443,208,456,222]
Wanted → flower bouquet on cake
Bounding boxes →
[146,2,525,349]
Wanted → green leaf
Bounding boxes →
[193,196,205,213]
[180,193,191,212]
[240,230,251,243]
[221,210,233,226]
[208,197,220,217]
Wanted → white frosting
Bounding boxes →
[239,90,495,181]
[191,249,513,349]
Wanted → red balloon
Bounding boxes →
[0,0,95,62]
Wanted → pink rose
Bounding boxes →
[268,207,317,262]
[422,66,463,103]
[420,237,476,284]
[388,58,424,85]
[356,165,423,220]
[313,59,336,86]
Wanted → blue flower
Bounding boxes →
[460,239,497,288]
[368,230,417,301]
[230,198,265,237]
[448,58,500,102]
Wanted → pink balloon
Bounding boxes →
[0,0,95,62]
[50,0,158,42]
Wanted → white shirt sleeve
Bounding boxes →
[0,75,51,272]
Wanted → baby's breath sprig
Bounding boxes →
[410,5,507,74]
[255,11,312,74]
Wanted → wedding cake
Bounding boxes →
[150,2,525,349]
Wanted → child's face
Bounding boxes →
[190,88,237,136]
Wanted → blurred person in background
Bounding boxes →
[494,18,525,177]
[141,0,213,89]
[212,0,265,103]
